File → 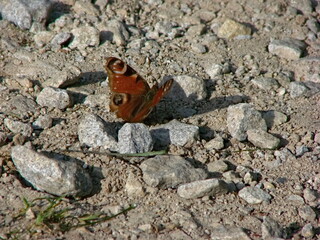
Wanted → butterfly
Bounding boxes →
[105,57,173,122]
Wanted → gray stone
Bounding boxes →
[204,136,224,150]
[78,114,117,150]
[301,223,315,238]
[251,77,280,90]
[303,188,318,203]
[177,178,229,199]
[296,145,309,157]
[32,115,53,130]
[298,205,316,221]
[84,94,110,108]
[227,103,267,141]
[43,65,81,88]
[167,75,207,101]
[150,120,199,148]
[287,194,305,205]
[223,170,242,183]
[290,0,313,14]
[0,95,37,119]
[247,129,280,149]
[268,39,307,60]
[207,160,229,172]
[217,19,251,39]
[238,186,272,204]
[191,43,207,53]
[210,224,251,240]
[243,171,259,185]
[4,119,33,137]
[69,26,100,50]
[11,145,92,197]
[0,0,52,30]
[33,31,54,47]
[204,63,231,78]
[118,123,153,154]
[0,132,7,146]
[36,87,72,110]
[50,32,72,46]
[261,216,283,239]
[274,148,296,163]
[289,81,309,98]
[100,19,130,46]
[140,155,208,189]
[73,0,100,16]
[125,172,145,197]
[262,110,288,129]
[306,18,320,34]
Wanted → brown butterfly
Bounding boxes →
[105,57,173,122]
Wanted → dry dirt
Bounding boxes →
[0,0,319,239]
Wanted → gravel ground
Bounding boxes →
[0,0,319,239]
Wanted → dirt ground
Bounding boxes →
[0,0,319,239]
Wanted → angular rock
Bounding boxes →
[0,0,52,30]
[150,120,199,148]
[69,26,100,50]
[268,39,307,60]
[177,178,229,199]
[78,114,117,150]
[251,77,280,90]
[261,216,283,239]
[118,123,153,154]
[217,19,251,39]
[207,160,229,172]
[210,225,251,240]
[11,145,92,197]
[50,32,72,47]
[301,223,315,238]
[4,119,33,137]
[204,136,224,150]
[34,31,54,47]
[0,95,37,119]
[100,19,130,46]
[168,75,207,101]
[262,110,288,129]
[289,81,309,98]
[298,205,316,221]
[36,87,72,110]
[140,155,208,189]
[204,63,231,78]
[32,115,53,130]
[125,173,145,197]
[247,129,280,149]
[290,0,313,14]
[191,43,207,54]
[42,65,81,88]
[227,103,267,141]
[0,132,7,146]
[295,145,309,157]
[238,186,272,204]
[73,0,100,16]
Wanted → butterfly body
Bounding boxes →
[105,57,173,122]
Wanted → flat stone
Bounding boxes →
[43,65,81,88]
[32,115,53,130]
[150,120,199,148]
[261,216,283,239]
[298,205,316,221]
[210,224,251,240]
[247,129,280,149]
[227,103,267,141]
[268,39,307,60]
[50,32,72,46]
[238,186,272,204]
[4,118,33,137]
[177,178,229,199]
[217,19,251,39]
[69,26,100,50]
[36,87,72,110]
[140,155,208,189]
[204,136,224,150]
[289,81,309,98]
[204,63,231,78]
[207,160,229,172]
[262,110,288,129]
[78,114,117,150]
[251,77,280,90]
[118,123,153,154]
[11,145,92,197]
[0,95,37,119]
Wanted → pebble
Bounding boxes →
[177,178,229,199]
[290,0,313,14]
[99,19,129,46]
[186,24,206,38]
[191,43,207,53]
[298,205,316,221]
[140,155,208,189]
[227,103,267,141]
[150,120,199,148]
[251,77,280,90]
[168,75,207,101]
[268,39,307,60]
[33,31,54,47]
[4,118,33,137]
[274,148,296,162]
[118,123,153,154]
[247,129,280,149]
[286,194,305,205]
[50,32,72,47]
[32,115,53,130]
[295,145,309,157]
[0,95,37,119]
[204,136,224,150]
[262,110,288,129]
[207,160,229,172]
[43,65,81,88]
[306,18,320,34]
[69,26,100,50]
[0,132,7,146]
[0,0,53,30]
[73,0,100,16]
[222,171,242,183]
[78,114,118,150]
[301,223,315,238]
[36,87,72,110]
[210,224,251,240]
[303,188,317,203]
[243,171,259,185]
[289,81,309,98]
[11,145,92,197]
[261,216,283,239]
[238,186,272,204]
[217,19,251,39]
[125,173,145,197]
[204,63,231,78]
